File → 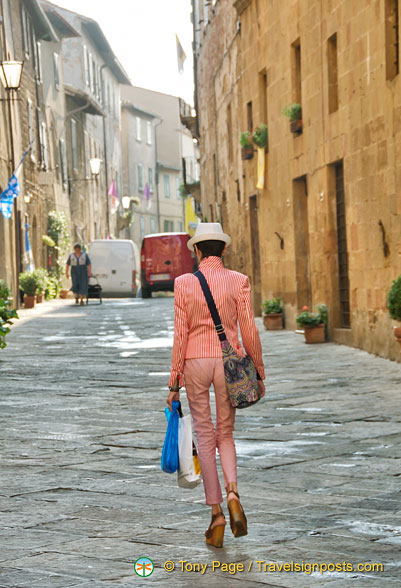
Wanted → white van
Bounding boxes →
[88,239,140,297]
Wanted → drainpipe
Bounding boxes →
[192,0,200,139]
[100,64,110,237]
[153,117,163,232]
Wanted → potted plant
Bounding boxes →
[0,279,9,301]
[45,276,60,300]
[240,131,254,160]
[0,296,18,350]
[387,275,401,348]
[296,304,328,343]
[252,123,268,151]
[262,297,284,330]
[282,103,302,134]
[32,268,48,303]
[45,210,71,298]
[19,271,37,308]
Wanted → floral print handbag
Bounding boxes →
[194,271,262,409]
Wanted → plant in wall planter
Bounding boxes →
[262,297,284,330]
[282,103,302,134]
[240,131,254,159]
[19,271,37,308]
[32,268,48,303]
[387,275,401,348]
[296,304,328,343]
[252,123,268,151]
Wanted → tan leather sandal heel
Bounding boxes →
[205,511,226,548]
[227,488,247,538]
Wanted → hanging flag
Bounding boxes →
[0,174,21,219]
[24,222,35,272]
[144,182,151,210]
[176,34,186,74]
[108,179,119,214]
[256,146,265,190]
[185,196,199,236]
[0,140,33,219]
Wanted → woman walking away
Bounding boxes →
[66,243,92,305]
[167,223,265,548]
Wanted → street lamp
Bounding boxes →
[0,61,24,91]
[0,59,24,309]
[68,158,102,187]
[122,196,131,210]
[89,157,102,176]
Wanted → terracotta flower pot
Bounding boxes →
[303,324,325,344]
[24,295,36,309]
[394,326,401,347]
[59,289,69,299]
[263,313,283,330]
[241,145,254,160]
[290,119,303,134]
[36,293,44,303]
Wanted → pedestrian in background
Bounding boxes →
[65,243,92,306]
[167,223,265,548]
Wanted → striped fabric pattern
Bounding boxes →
[169,256,265,387]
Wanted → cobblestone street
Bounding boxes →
[1,298,401,587]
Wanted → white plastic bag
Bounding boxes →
[177,415,202,488]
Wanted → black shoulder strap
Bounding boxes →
[194,270,226,341]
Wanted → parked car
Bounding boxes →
[88,239,140,297]
[140,232,197,298]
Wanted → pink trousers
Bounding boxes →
[183,357,237,505]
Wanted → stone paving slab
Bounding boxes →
[1,298,401,587]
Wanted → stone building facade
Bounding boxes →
[0,0,62,301]
[194,0,401,362]
[125,86,199,237]
[43,2,130,243]
[120,97,159,243]
[0,0,131,304]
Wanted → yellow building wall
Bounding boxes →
[197,0,401,361]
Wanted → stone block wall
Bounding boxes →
[196,0,401,361]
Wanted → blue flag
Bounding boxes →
[0,174,20,219]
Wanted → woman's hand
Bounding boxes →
[166,389,180,412]
[257,379,266,398]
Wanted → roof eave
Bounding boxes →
[27,0,59,42]
[82,21,131,84]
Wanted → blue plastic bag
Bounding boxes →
[161,401,180,473]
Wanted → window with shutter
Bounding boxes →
[146,121,152,144]
[71,119,78,171]
[136,117,142,141]
[59,139,68,190]
[137,164,144,190]
[53,52,60,88]
[41,122,49,170]
[27,99,36,162]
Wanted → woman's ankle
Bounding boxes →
[226,482,239,500]
[211,503,223,516]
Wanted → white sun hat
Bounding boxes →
[187,222,231,252]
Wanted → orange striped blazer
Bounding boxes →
[169,256,265,387]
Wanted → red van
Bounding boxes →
[140,232,197,298]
